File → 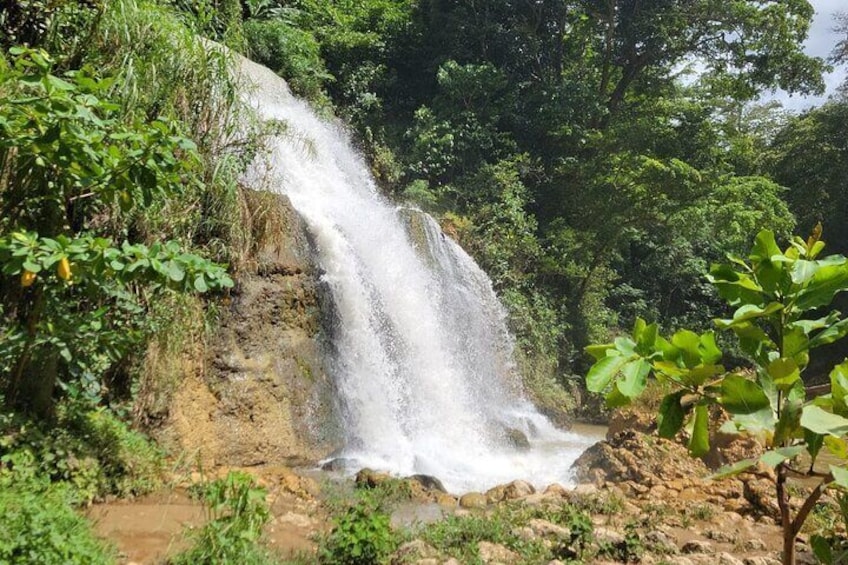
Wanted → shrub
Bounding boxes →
[319,495,396,565]
[0,473,115,564]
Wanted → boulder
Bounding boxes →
[477,541,519,564]
[459,492,488,509]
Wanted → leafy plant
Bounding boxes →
[172,471,274,565]
[0,47,233,417]
[585,227,848,565]
[0,471,115,564]
[319,495,396,565]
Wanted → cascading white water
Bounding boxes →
[239,57,596,493]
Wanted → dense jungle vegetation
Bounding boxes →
[2,0,848,562]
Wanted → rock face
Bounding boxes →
[163,190,341,467]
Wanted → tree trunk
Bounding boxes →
[777,463,795,565]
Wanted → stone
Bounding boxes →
[717,553,744,565]
[391,540,438,564]
[681,540,714,554]
[408,474,447,493]
[477,541,519,564]
[504,427,531,450]
[594,527,625,546]
[459,492,487,509]
[705,529,738,543]
[503,480,535,499]
[356,468,392,488]
[442,559,461,565]
[644,530,677,554]
[543,483,567,496]
[743,558,782,565]
[527,519,571,540]
[741,538,768,551]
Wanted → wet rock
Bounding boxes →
[408,474,447,493]
[459,492,487,509]
[504,428,531,450]
[477,541,519,564]
[356,468,393,488]
[504,480,535,499]
[321,457,354,471]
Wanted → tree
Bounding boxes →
[585,227,848,564]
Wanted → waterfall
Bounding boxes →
[238,57,595,493]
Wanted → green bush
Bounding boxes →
[244,18,330,102]
[0,403,164,503]
[172,471,275,565]
[0,474,114,564]
[319,496,396,565]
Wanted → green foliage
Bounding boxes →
[585,228,848,563]
[244,18,330,102]
[173,471,275,565]
[319,495,396,565]
[0,473,114,565]
[0,46,233,417]
[0,403,163,503]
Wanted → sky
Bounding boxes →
[769,0,846,110]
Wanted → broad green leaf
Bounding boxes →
[698,332,722,364]
[832,361,848,417]
[635,321,659,355]
[801,405,848,436]
[586,354,630,393]
[805,429,825,466]
[811,534,834,564]
[682,364,724,387]
[825,436,848,459]
[760,446,804,468]
[707,458,757,480]
[672,329,701,367]
[809,319,848,349]
[605,384,631,409]
[791,259,819,284]
[613,336,637,357]
[731,407,777,436]
[766,358,800,391]
[689,403,710,457]
[617,359,651,398]
[782,326,809,359]
[831,465,848,489]
[750,230,781,262]
[719,374,770,414]
[585,343,614,361]
[707,264,764,306]
[795,261,848,311]
[657,391,686,439]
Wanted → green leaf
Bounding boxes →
[193,274,209,293]
[809,319,848,349]
[795,261,848,311]
[811,534,834,564]
[617,359,651,398]
[805,429,825,466]
[657,391,686,439]
[707,458,757,480]
[671,329,701,367]
[759,446,804,468]
[698,332,722,364]
[585,343,614,361]
[801,405,848,436]
[750,230,781,262]
[791,259,819,285]
[766,358,800,391]
[689,404,710,457]
[824,436,848,459]
[832,361,848,417]
[831,465,848,489]
[719,374,770,414]
[605,385,631,409]
[586,355,630,393]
